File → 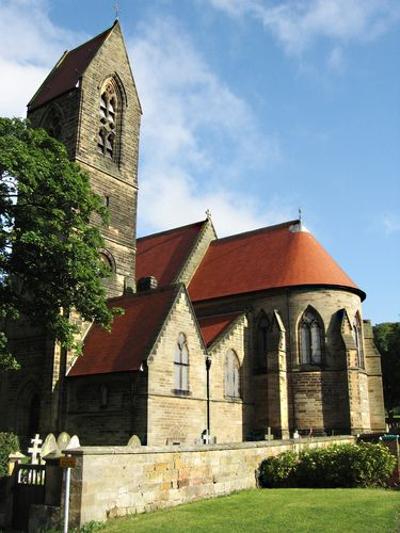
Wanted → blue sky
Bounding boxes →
[1,0,399,324]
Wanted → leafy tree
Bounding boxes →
[0,117,118,371]
[373,321,400,416]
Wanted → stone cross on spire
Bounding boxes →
[28,434,43,465]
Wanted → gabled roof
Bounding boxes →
[198,312,242,347]
[189,220,364,302]
[28,23,115,110]
[68,285,179,377]
[136,220,207,287]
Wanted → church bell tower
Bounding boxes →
[27,20,141,297]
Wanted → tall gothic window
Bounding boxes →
[98,80,118,159]
[255,311,269,372]
[225,349,240,399]
[299,308,323,365]
[353,313,365,368]
[174,333,189,392]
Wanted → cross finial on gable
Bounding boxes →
[206,209,212,220]
[298,207,302,223]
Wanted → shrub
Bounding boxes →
[259,451,299,488]
[259,442,396,488]
[0,432,20,477]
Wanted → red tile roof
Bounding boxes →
[136,220,206,287]
[198,313,242,347]
[29,24,114,110]
[68,285,178,377]
[189,221,364,302]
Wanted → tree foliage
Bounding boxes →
[0,117,118,371]
[373,321,400,415]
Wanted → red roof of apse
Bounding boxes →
[136,220,206,287]
[68,286,178,377]
[29,25,114,110]
[189,221,364,302]
[198,313,242,347]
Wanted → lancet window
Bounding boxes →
[255,311,269,372]
[353,313,365,368]
[225,349,240,399]
[299,308,323,365]
[174,333,189,392]
[98,80,118,159]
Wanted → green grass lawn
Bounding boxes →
[102,488,400,533]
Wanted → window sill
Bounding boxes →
[172,389,192,397]
[224,396,242,403]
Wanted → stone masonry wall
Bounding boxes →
[208,315,253,443]
[67,436,354,527]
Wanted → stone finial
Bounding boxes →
[205,209,212,220]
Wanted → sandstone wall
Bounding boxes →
[67,436,354,527]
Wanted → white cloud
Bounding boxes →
[1,3,291,237]
[129,19,286,236]
[208,0,400,62]
[0,0,81,117]
[383,214,400,234]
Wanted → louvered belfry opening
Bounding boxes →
[98,79,118,159]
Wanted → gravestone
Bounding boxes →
[57,432,71,451]
[66,435,80,450]
[127,435,141,448]
[41,434,57,459]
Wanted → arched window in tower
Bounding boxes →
[42,106,63,140]
[97,80,119,159]
[225,349,240,399]
[353,313,365,368]
[299,308,323,365]
[174,333,189,392]
[255,311,269,372]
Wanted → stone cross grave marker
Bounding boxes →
[28,434,43,465]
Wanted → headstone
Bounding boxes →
[66,435,80,450]
[28,434,43,464]
[41,433,58,459]
[127,435,141,448]
[57,432,71,451]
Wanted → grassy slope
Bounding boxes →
[103,488,400,533]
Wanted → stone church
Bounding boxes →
[0,22,385,446]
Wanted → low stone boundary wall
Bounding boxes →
[67,435,354,527]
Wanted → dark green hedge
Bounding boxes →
[259,443,396,488]
[0,432,20,477]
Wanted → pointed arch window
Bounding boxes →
[299,308,323,365]
[353,313,365,369]
[97,80,119,159]
[255,311,269,372]
[225,349,240,399]
[174,333,189,392]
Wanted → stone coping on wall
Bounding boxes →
[65,435,354,456]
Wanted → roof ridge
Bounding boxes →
[65,24,114,56]
[137,219,207,242]
[107,284,178,305]
[213,219,300,245]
